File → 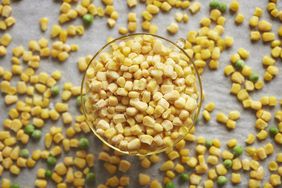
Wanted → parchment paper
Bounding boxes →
[1,0,282,187]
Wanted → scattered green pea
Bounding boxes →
[235,59,245,70]
[47,155,57,167]
[269,126,279,136]
[217,176,228,186]
[24,124,35,135]
[31,130,42,140]
[51,85,60,97]
[218,2,227,13]
[209,0,220,9]
[165,181,175,188]
[86,172,96,183]
[19,149,29,158]
[233,145,243,156]
[45,169,52,178]
[205,140,213,148]
[180,173,189,182]
[83,14,94,25]
[76,96,82,106]
[223,159,232,168]
[79,137,89,150]
[249,72,259,83]
[11,183,20,188]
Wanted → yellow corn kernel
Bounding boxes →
[10,164,20,175]
[138,173,150,186]
[118,27,128,35]
[51,25,62,38]
[54,163,67,176]
[250,31,261,41]
[228,111,240,120]
[238,48,249,59]
[224,65,235,76]
[150,179,162,188]
[231,173,241,184]
[256,147,267,160]
[34,179,47,188]
[270,174,281,186]
[245,133,255,145]
[216,112,228,124]
[208,168,217,180]
[227,139,237,148]
[257,130,268,141]
[275,133,282,144]
[146,4,159,15]
[204,179,214,188]
[187,157,197,168]
[221,150,233,160]
[235,13,244,24]
[189,2,201,14]
[271,46,281,58]
[216,164,227,175]
[189,173,201,185]
[174,163,184,173]
[160,160,174,171]
[5,16,16,27]
[204,102,215,112]
[127,0,137,8]
[207,155,218,166]
[209,146,221,157]
[0,33,11,47]
[262,32,275,42]
[258,20,272,32]
[268,161,278,171]
[232,158,242,171]
[231,71,245,84]
[202,110,211,121]
[249,16,259,27]
[167,22,178,35]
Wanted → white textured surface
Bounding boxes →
[1,0,282,187]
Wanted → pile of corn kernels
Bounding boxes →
[0,0,282,187]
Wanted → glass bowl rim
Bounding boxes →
[81,32,203,156]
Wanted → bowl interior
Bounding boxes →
[81,33,203,156]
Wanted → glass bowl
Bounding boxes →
[81,33,203,156]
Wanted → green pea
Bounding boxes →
[180,173,189,182]
[217,176,228,186]
[209,0,220,9]
[223,159,232,168]
[19,149,29,158]
[11,183,20,188]
[86,172,96,183]
[45,169,52,178]
[165,181,175,188]
[269,126,279,136]
[24,124,35,135]
[51,85,60,97]
[47,156,57,167]
[205,140,213,148]
[83,14,94,25]
[233,145,243,156]
[76,96,82,106]
[218,2,227,13]
[249,72,259,83]
[79,137,89,150]
[235,60,245,70]
[31,130,42,140]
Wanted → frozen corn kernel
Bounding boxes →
[235,13,244,24]
[189,2,201,14]
[258,20,272,32]
[167,22,179,34]
[229,0,239,12]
